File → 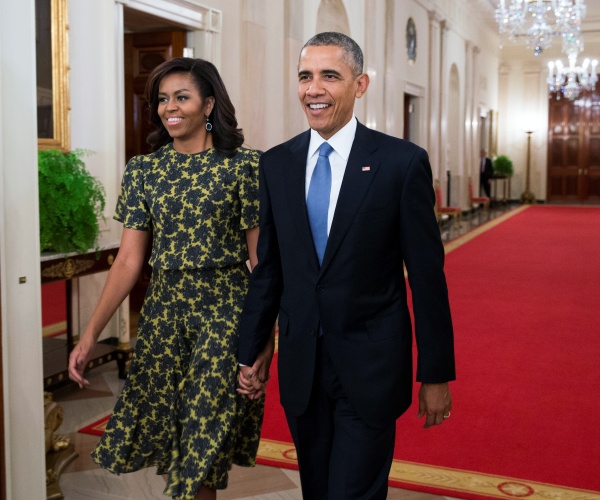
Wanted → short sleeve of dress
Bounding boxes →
[238,149,260,230]
[114,155,152,231]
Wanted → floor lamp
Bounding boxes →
[521,130,536,204]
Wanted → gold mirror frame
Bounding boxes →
[37,0,70,152]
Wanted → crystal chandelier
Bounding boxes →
[547,54,598,100]
[556,0,586,57]
[495,0,587,57]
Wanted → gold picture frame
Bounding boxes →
[36,0,70,152]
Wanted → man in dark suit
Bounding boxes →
[480,148,494,198]
[237,32,455,499]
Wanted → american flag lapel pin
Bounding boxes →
[362,166,371,172]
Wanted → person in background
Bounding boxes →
[480,148,494,198]
[68,57,274,500]
[237,32,455,499]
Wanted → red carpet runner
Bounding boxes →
[78,415,110,437]
[42,281,67,337]
[257,206,600,499]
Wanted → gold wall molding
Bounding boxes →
[41,258,95,281]
[37,0,70,152]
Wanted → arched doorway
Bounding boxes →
[316,0,350,35]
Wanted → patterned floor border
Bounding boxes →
[257,438,600,500]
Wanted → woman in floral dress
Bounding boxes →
[68,58,274,500]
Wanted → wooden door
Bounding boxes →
[547,89,600,203]
[547,96,583,201]
[582,92,600,203]
[124,30,185,312]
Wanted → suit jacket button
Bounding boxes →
[310,329,316,336]
[317,286,324,292]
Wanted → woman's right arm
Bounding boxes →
[68,227,151,388]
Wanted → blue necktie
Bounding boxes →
[307,142,333,265]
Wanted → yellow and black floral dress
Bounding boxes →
[91,143,264,499]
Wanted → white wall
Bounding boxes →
[0,0,47,497]
[497,55,548,201]
[195,0,290,151]
[397,4,430,91]
[208,0,503,209]
[70,0,124,235]
[69,0,124,340]
[388,0,503,207]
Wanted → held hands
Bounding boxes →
[237,328,276,400]
[237,365,268,400]
[417,382,453,429]
[68,335,96,389]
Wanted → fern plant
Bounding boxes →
[38,149,106,253]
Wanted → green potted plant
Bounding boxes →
[38,149,106,253]
[492,155,514,177]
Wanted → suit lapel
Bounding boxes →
[321,123,380,273]
[284,131,320,268]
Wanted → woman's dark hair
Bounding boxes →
[145,57,244,157]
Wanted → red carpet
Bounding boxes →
[78,415,110,437]
[42,281,67,337]
[257,206,600,499]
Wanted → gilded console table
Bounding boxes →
[490,174,512,204]
[41,244,133,389]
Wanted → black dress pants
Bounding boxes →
[481,178,491,198]
[284,337,396,499]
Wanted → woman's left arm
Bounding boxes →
[245,226,259,271]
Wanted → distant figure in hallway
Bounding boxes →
[68,57,274,500]
[480,148,494,198]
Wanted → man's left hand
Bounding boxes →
[417,382,452,429]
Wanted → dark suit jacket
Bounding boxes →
[481,157,494,183]
[238,122,455,427]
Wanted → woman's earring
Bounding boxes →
[205,116,213,132]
